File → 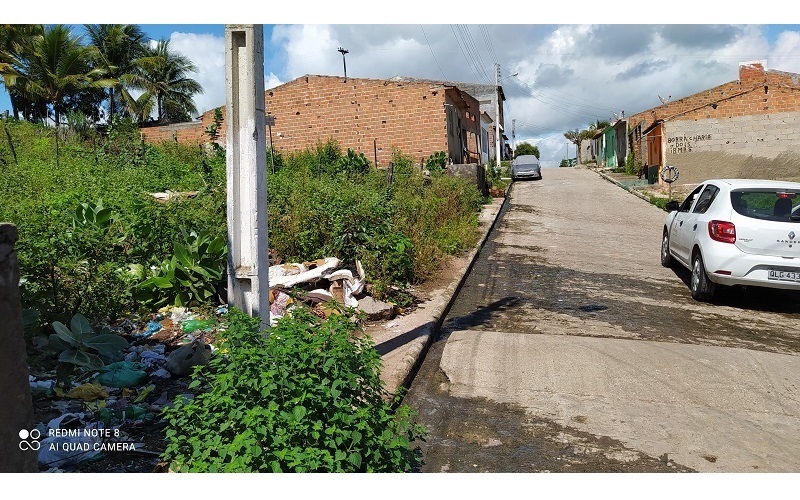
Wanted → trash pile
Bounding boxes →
[27,305,228,472]
[268,257,396,323]
[26,257,400,471]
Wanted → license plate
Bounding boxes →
[768,269,800,282]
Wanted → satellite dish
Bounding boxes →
[658,94,671,105]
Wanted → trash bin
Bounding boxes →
[647,165,659,184]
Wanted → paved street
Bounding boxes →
[404,167,800,472]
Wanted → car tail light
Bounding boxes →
[708,220,736,243]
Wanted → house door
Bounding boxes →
[645,123,663,171]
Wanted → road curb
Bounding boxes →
[391,186,511,396]
[594,170,654,204]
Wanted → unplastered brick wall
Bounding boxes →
[139,120,207,145]
[261,75,470,167]
[143,75,481,166]
[627,62,800,165]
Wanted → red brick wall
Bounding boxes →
[627,63,800,165]
[260,75,461,167]
[139,120,208,145]
[142,75,482,167]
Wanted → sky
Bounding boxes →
[5,4,800,168]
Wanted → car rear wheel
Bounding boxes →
[660,230,673,267]
[690,252,716,301]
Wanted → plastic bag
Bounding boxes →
[95,361,148,388]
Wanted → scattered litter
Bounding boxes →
[138,348,168,369]
[169,307,194,324]
[30,376,55,395]
[166,340,212,376]
[181,318,216,333]
[385,321,398,329]
[216,305,228,315]
[270,290,293,318]
[269,257,340,288]
[136,320,162,338]
[66,383,108,402]
[151,368,171,379]
[95,361,148,388]
[96,404,152,426]
[149,190,199,202]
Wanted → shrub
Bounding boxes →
[48,312,129,380]
[132,229,227,308]
[162,308,426,472]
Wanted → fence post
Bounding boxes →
[0,223,37,472]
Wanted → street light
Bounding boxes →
[338,47,349,82]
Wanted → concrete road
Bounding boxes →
[404,167,800,473]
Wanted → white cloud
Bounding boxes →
[169,32,226,116]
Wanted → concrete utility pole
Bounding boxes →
[512,118,516,153]
[495,63,502,168]
[225,24,270,329]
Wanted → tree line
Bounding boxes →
[0,24,203,127]
[564,119,611,163]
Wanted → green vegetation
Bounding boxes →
[3,120,482,323]
[162,308,426,472]
[1,119,226,324]
[513,142,539,159]
[48,312,130,381]
[649,195,670,211]
[268,141,483,303]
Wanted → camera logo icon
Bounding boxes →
[19,429,41,451]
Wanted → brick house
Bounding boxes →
[627,61,800,184]
[141,74,484,168]
[391,78,509,162]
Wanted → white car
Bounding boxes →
[661,179,800,301]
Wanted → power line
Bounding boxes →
[450,24,487,85]
[480,25,498,65]
[459,24,493,84]
[420,25,448,81]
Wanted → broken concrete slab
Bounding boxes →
[358,296,395,321]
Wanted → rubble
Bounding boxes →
[357,296,396,321]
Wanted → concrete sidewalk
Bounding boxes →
[368,193,508,395]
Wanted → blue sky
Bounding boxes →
[4,19,800,166]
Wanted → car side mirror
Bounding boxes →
[665,200,679,212]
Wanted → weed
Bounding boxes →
[162,308,426,472]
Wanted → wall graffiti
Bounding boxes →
[667,134,712,154]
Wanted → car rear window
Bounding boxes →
[731,189,800,222]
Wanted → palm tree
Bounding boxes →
[4,25,108,165]
[129,39,203,124]
[0,24,47,121]
[84,24,147,123]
